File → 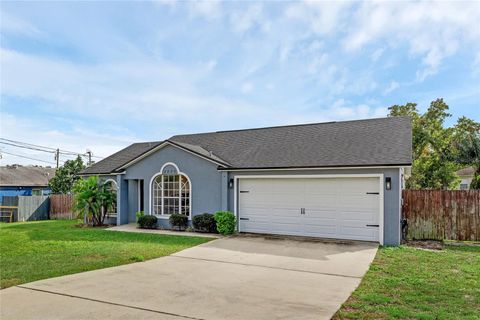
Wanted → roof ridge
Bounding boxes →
[171,116,409,137]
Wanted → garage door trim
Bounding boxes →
[234,174,384,245]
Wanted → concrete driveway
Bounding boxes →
[0,236,377,320]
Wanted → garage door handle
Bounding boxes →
[240,218,249,221]
[366,224,379,227]
[366,192,379,195]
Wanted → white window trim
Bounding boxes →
[149,162,192,220]
[233,174,385,245]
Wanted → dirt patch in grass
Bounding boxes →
[404,240,444,250]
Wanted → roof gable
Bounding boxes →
[115,140,231,171]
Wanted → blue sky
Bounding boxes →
[1,1,479,166]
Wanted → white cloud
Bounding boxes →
[307,53,328,74]
[371,48,385,62]
[230,3,263,33]
[384,81,400,95]
[0,113,135,166]
[328,99,386,120]
[0,11,43,37]
[188,0,222,20]
[241,82,254,94]
[473,52,480,75]
[266,83,275,91]
[204,59,217,71]
[342,1,480,80]
[285,1,353,35]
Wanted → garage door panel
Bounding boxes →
[340,214,377,227]
[338,178,378,189]
[240,221,270,233]
[340,226,378,240]
[239,177,381,242]
[303,226,337,236]
[243,194,304,206]
[303,209,338,220]
[303,196,338,207]
[341,208,378,219]
[269,222,303,234]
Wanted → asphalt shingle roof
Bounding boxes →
[171,116,412,169]
[0,165,56,187]
[81,141,163,175]
[81,116,412,174]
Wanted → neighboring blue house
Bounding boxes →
[0,165,56,203]
[81,117,412,246]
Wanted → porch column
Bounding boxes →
[221,172,228,211]
[116,175,129,225]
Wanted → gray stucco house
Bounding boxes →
[81,116,412,245]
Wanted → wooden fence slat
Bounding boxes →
[49,194,75,220]
[402,190,480,241]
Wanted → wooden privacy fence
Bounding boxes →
[402,190,480,241]
[50,194,75,220]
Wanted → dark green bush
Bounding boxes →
[214,211,236,235]
[192,213,217,233]
[169,213,188,231]
[137,215,157,229]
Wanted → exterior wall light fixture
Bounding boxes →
[385,177,392,190]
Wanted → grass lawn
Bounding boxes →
[0,220,213,289]
[334,244,480,320]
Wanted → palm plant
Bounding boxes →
[73,176,117,226]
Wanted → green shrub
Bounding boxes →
[136,211,145,222]
[137,215,157,229]
[169,213,188,231]
[192,213,217,233]
[214,211,236,235]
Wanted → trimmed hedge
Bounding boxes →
[169,213,188,231]
[137,215,157,229]
[192,213,217,233]
[214,211,236,235]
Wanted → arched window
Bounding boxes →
[151,163,191,217]
[104,179,118,217]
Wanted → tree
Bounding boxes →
[48,156,85,194]
[73,176,116,226]
[389,99,479,189]
[454,120,480,189]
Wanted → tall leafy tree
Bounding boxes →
[48,156,86,194]
[389,99,479,189]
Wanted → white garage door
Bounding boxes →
[238,177,381,242]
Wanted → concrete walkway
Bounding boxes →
[0,236,378,320]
